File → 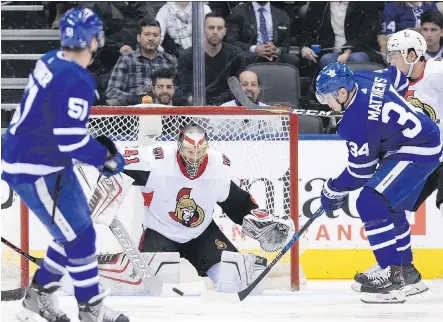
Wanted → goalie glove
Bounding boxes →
[242,209,295,252]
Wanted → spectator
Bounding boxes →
[150,68,176,105]
[81,2,158,102]
[178,13,247,106]
[299,1,382,74]
[378,2,438,60]
[225,1,299,67]
[421,9,443,59]
[156,2,212,57]
[106,18,178,106]
[220,70,267,106]
[208,71,280,137]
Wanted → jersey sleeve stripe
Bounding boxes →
[348,158,379,168]
[1,160,64,175]
[394,142,442,156]
[53,128,88,135]
[58,135,90,152]
[346,166,374,179]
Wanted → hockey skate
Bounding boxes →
[78,290,129,322]
[352,263,428,296]
[16,270,70,322]
[359,265,406,304]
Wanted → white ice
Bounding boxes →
[2,280,443,322]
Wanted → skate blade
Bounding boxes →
[17,308,48,322]
[404,280,429,297]
[360,290,406,304]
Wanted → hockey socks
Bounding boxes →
[36,240,68,286]
[357,188,401,268]
[64,224,99,302]
[392,210,412,265]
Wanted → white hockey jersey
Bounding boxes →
[405,58,443,141]
[121,144,239,243]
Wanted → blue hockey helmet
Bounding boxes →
[315,62,355,104]
[60,8,105,49]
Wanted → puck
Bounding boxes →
[172,287,184,296]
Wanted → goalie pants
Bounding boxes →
[9,168,92,243]
[138,221,237,276]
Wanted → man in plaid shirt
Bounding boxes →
[106,18,178,106]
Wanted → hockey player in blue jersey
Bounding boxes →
[315,62,441,304]
[353,30,435,298]
[1,8,128,322]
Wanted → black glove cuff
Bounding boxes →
[96,135,117,155]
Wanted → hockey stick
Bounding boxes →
[203,206,325,302]
[227,76,443,124]
[1,237,43,266]
[1,237,43,301]
[227,76,342,118]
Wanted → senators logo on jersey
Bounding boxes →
[169,188,205,227]
[406,90,436,120]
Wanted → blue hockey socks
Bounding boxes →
[36,240,67,286]
[391,210,412,265]
[64,224,99,302]
[357,187,401,268]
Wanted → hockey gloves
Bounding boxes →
[321,179,349,211]
[96,136,125,177]
[242,209,295,252]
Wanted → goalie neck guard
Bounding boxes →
[177,123,209,178]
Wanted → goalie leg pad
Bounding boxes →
[211,251,267,294]
[97,252,180,294]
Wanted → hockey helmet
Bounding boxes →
[387,30,426,64]
[315,62,355,104]
[60,8,105,49]
[177,123,209,178]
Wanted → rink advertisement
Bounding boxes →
[2,139,442,280]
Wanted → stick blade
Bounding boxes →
[1,288,26,301]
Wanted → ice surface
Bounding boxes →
[2,280,442,322]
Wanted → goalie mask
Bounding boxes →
[177,123,209,178]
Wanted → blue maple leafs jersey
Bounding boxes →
[381,2,437,35]
[2,50,108,184]
[333,68,442,191]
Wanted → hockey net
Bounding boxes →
[1,105,302,298]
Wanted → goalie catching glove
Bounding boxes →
[242,209,295,252]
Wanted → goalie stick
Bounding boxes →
[227,76,442,124]
[203,206,325,302]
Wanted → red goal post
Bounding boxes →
[10,105,302,292]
